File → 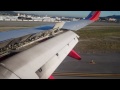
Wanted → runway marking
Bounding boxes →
[53,72,120,77]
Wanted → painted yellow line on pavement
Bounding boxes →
[53,72,120,77]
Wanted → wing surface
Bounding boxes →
[0,11,100,42]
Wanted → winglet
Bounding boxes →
[68,50,81,60]
[49,75,54,79]
[85,11,101,21]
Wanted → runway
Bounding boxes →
[54,53,120,79]
[53,72,120,78]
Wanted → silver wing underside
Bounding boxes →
[62,20,93,30]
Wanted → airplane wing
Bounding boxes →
[0,11,101,79]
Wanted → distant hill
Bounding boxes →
[106,15,120,19]
[0,11,17,16]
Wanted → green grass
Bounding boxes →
[76,27,120,39]
[74,27,120,53]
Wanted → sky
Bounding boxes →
[15,11,120,17]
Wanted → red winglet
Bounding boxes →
[85,11,101,21]
[49,75,54,79]
[90,11,101,21]
[68,50,81,60]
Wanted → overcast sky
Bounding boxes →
[15,11,120,17]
